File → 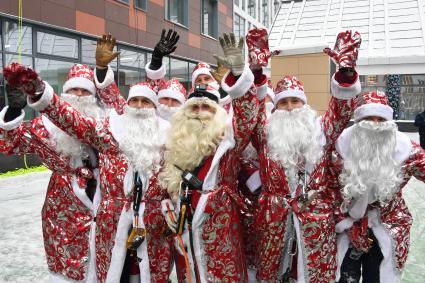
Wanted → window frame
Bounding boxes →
[201,0,219,39]
[165,0,189,27]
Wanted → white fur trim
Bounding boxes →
[157,89,185,105]
[0,106,25,131]
[145,61,166,81]
[273,89,307,105]
[331,72,361,100]
[219,94,232,107]
[27,81,54,112]
[48,272,77,283]
[256,81,268,100]
[94,65,115,89]
[354,103,393,122]
[192,67,212,86]
[335,217,355,233]
[335,232,351,281]
[267,87,275,101]
[127,84,158,106]
[246,170,262,193]
[105,206,133,283]
[221,65,254,99]
[63,76,96,96]
[336,125,413,164]
[369,210,402,282]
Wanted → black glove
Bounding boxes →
[4,84,26,122]
[150,29,180,70]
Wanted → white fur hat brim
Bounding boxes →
[192,67,213,85]
[127,84,158,107]
[63,77,96,95]
[273,89,307,105]
[157,89,185,105]
[354,103,394,121]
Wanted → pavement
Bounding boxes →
[0,132,423,282]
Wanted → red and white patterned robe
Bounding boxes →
[334,126,425,282]
[26,80,171,283]
[252,71,360,283]
[0,107,101,282]
[146,65,259,282]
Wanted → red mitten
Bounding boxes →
[246,27,279,70]
[323,30,362,68]
[3,63,45,96]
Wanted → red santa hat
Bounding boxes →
[191,62,215,85]
[273,75,306,105]
[266,79,275,101]
[354,90,393,121]
[62,64,96,95]
[127,82,158,106]
[157,79,187,105]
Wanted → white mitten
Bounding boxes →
[161,199,177,233]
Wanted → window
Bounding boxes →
[262,0,270,26]
[117,69,147,99]
[5,54,32,67]
[170,58,189,90]
[37,31,78,59]
[0,55,4,110]
[234,14,245,40]
[119,48,146,69]
[165,0,188,26]
[360,74,425,120]
[4,21,32,54]
[235,0,240,6]
[201,0,218,38]
[248,0,256,18]
[134,0,147,10]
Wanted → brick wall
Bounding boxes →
[0,0,233,64]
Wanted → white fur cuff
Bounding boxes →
[0,106,25,131]
[221,65,254,99]
[27,81,54,112]
[145,61,166,80]
[256,82,268,101]
[335,217,355,233]
[94,65,115,89]
[331,73,361,100]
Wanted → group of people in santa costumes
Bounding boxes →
[1,24,424,283]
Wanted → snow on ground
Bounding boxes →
[0,133,423,282]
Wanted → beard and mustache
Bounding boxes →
[340,120,402,203]
[159,98,228,200]
[47,93,105,161]
[114,105,162,176]
[157,103,180,121]
[266,105,323,175]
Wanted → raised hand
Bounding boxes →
[96,34,120,69]
[152,29,180,59]
[210,62,230,84]
[246,27,279,70]
[3,63,45,97]
[214,33,245,76]
[323,30,361,69]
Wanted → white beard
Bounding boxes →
[61,93,106,120]
[159,98,228,200]
[266,105,323,174]
[47,93,105,161]
[340,120,402,203]
[116,106,162,176]
[157,104,180,121]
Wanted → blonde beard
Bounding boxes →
[340,120,402,203]
[266,105,323,173]
[159,98,227,200]
[61,93,105,120]
[117,106,162,176]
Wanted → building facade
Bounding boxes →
[0,0,233,171]
[269,0,425,124]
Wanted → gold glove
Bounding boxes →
[96,34,120,69]
[210,63,230,84]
